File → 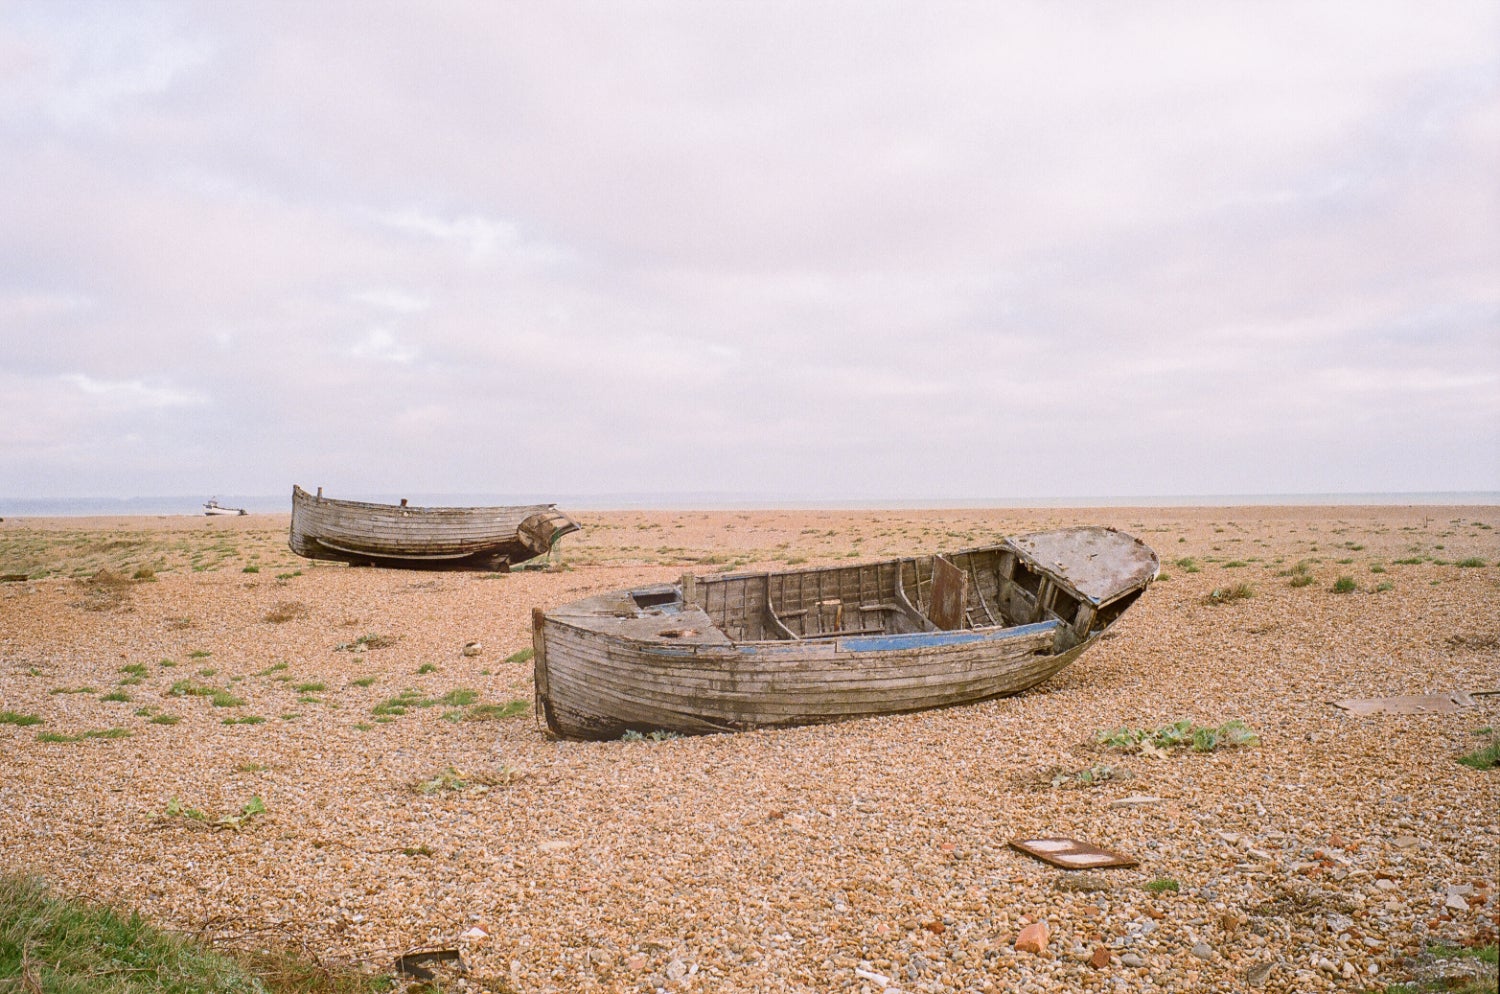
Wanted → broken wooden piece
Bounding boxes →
[1010,837,1138,869]
[1330,692,1481,716]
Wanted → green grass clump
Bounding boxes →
[1203,583,1254,605]
[464,701,530,721]
[1283,560,1315,587]
[149,714,182,725]
[49,687,96,696]
[416,663,438,675]
[1098,719,1259,754]
[0,873,272,993]
[438,688,478,707]
[1173,557,1200,573]
[119,663,148,677]
[1456,557,1487,568]
[37,728,131,743]
[166,680,243,708]
[1457,738,1500,771]
[504,647,535,664]
[372,689,435,716]
[349,676,378,688]
[1332,576,1357,593]
[100,691,131,703]
[0,711,43,727]
[1145,878,1180,894]
[293,682,326,694]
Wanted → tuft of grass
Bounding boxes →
[119,663,148,677]
[438,688,478,707]
[1456,557,1487,568]
[100,690,131,703]
[349,676,377,688]
[416,663,438,675]
[1145,878,1180,894]
[372,689,435,717]
[1457,738,1500,771]
[504,647,535,664]
[149,714,182,725]
[188,650,211,659]
[1285,560,1316,587]
[165,796,266,831]
[293,682,326,694]
[241,565,259,574]
[414,765,521,794]
[1203,583,1254,605]
[166,680,243,707]
[0,872,397,993]
[37,728,131,743]
[0,711,44,727]
[1099,719,1259,755]
[253,662,289,677]
[464,700,530,721]
[1332,576,1358,593]
[1049,763,1120,787]
[49,686,97,696]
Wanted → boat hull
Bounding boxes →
[536,614,1094,739]
[288,485,579,570]
[533,527,1157,739]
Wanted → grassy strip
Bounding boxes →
[0,874,391,993]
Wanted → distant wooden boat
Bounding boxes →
[288,485,579,570]
[203,498,247,516]
[533,527,1158,740]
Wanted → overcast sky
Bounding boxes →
[3,2,1497,502]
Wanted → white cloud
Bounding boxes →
[59,373,207,410]
[373,208,566,265]
[350,289,430,314]
[348,328,419,364]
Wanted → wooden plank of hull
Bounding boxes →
[537,616,1090,740]
[288,485,578,569]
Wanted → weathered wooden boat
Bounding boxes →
[533,526,1158,739]
[288,485,579,570]
[203,498,247,516]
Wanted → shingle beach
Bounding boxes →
[1,505,1496,992]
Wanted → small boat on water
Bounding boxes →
[288,485,579,571]
[203,498,247,516]
[533,526,1158,740]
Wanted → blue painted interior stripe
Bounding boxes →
[837,620,1059,653]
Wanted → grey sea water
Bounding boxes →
[2,491,1496,517]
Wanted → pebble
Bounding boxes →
[1015,922,1051,954]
